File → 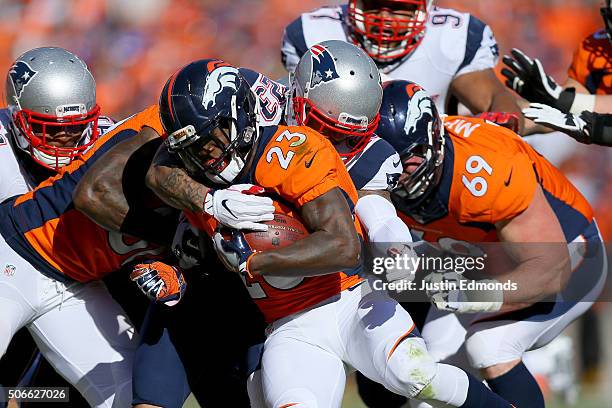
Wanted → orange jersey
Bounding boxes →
[398,116,593,244]
[186,124,363,322]
[567,29,612,94]
[0,104,168,283]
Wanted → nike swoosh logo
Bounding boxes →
[348,280,366,291]
[305,152,318,168]
[393,160,401,168]
[504,169,513,186]
[221,199,237,218]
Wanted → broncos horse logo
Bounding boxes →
[202,65,241,109]
[8,61,37,99]
[404,85,434,137]
[309,44,340,89]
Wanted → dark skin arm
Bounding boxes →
[450,69,525,133]
[145,145,211,212]
[73,126,178,246]
[250,187,361,277]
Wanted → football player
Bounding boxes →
[149,59,516,408]
[0,46,116,408]
[376,80,607,408]
[0,49,278,407]
[287,40,413,254]
[0,47,146,407]
[518,0,612,145]
[502,1,612,117]
[73,63,289,408]
[281,0,523,132]
[76,43,401,407]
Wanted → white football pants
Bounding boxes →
[0,232,138,407]
[251,279,472,408]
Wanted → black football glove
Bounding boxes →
[502,48,576,113]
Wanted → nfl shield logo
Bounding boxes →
[4,264,16,277]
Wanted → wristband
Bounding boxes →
[245,251,259,278]
[589,112,612,146]
[569,93,597,115]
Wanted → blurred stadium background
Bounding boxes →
[0,1,608,407]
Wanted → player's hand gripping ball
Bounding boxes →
[213,212,309,276]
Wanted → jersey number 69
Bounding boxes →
[462,155,492,197]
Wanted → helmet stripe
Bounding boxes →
[166,71,180,126]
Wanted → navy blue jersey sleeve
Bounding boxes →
[281,16,308,72]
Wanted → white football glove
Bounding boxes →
[205,184,275,232]
[522,103,590,143]
[424,271,503,314]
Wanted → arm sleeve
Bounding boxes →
[355,194,413,243]
[0,143,30,202]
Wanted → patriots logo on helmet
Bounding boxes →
[8,61,37,99]
[202,66,240,109]
[309,44,340,89]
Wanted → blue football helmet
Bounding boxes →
[377,80,446,223]
[159,59,259,185]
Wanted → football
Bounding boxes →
[243,213,309,251]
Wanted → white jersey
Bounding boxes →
[281,5,499,114]
[0,108,114,202]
